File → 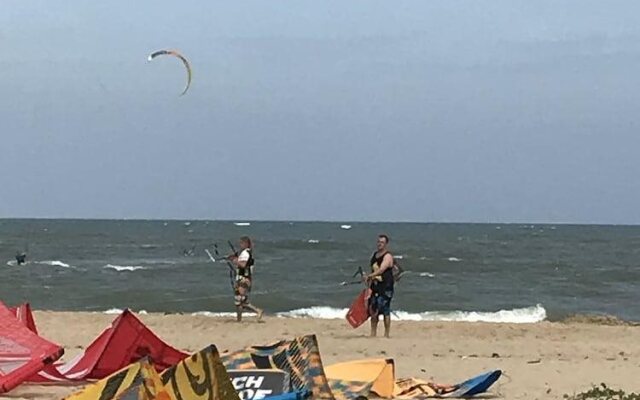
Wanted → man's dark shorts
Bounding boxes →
[369,290,393,317]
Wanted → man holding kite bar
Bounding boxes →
[365,234,395,338]
[227,236,264,322]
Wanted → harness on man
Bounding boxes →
[233,247,254,306]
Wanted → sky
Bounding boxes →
[2,1,640,223]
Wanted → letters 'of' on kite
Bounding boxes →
[147,49,192,96]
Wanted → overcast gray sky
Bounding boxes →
[2,1,640,223]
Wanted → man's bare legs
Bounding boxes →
[370,313,379,337]
[383,315,391,338]
[235,284,263,322]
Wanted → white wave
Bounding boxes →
[307,239,320,244]
[6,260,72,268]
[102,305,546,324]
[340,225,352,230]
[183,222,191,226]
[104,264,146,272]
[37,260,71,268]
[393,255,404,260]
[391,305,547,323]
[277,307,348,320]
[276,304,546,324]
[234,222,251,226]
[103,308,147,315]
[191,311,256,317]
[419,272,435,278]
[447,257,461,262]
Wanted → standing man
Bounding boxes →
[366,234,395,338]
[228,236,264,322]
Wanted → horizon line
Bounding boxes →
[1,216,639,227]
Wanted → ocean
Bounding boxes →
[1,219,638,323]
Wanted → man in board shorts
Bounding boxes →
[365,234,395,338]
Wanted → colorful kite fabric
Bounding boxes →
[66,346,240,400]
[31,309,187,382]
[8,303,38,334]
[325,359,395,399]
[161,345,240,400]
[221,335,333,400]
[64,359,166,400]
[0,302,63,394]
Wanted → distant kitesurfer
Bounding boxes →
[365,234,395,338]
[183,245,196,257]
[228,236,264,322]
[15,252,27,266]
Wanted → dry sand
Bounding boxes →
[3,312,640,400]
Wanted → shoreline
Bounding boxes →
[4,311,640,399]
[18,305,640,326]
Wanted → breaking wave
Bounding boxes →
[276,304,547,323]
[102,305,546,324]
[191,311,256,317]
[447,257,462,262]
[38,260,72,268]
[278,306,347,320]
[103,308,148,315]
[6,260,72,268]
[104,264,146,272]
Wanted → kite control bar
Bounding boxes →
[339,266,366,286]
[227,240,238,256]
[205,244,236,290]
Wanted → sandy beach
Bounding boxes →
[3,312,639,400]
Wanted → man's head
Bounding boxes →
[376,234,390,251]
[239,236,252,250]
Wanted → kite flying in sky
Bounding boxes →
[147,49,192,96]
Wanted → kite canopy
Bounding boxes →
[0,302,63,394]
[147,49,192,96]
[30,309,188,383]
[326,359,502,399]
[65,346,240,400]
[221,335,334,399]
[325,359,395,399]
[9,303,38,334]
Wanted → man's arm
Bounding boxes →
[367,253,394,278]
[230,251,249,268]
[236,258,248,268]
